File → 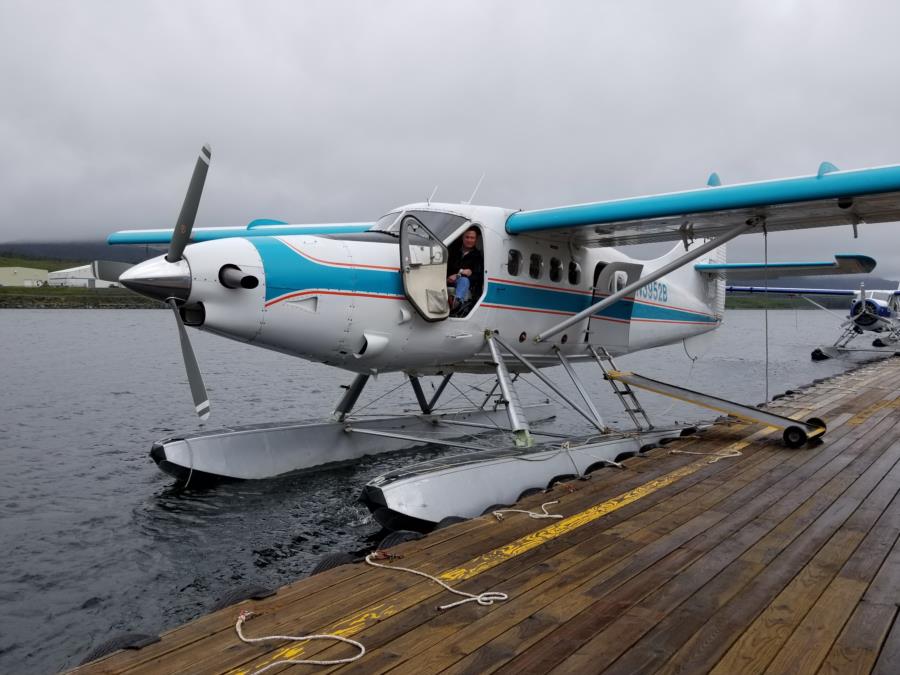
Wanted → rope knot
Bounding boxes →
[370,549,403,561]
[238,610,258,624]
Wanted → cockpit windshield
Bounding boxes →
[370,210,469,243]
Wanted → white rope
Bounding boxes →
[234,610,365,673]
[668,447,742,463]
[364,551,508,610]
[492,500,564,521]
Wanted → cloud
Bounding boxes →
[2,0,900,273]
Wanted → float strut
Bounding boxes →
[408,373,454,414]
[486,333,533,447]
[428,373,453,411]
[554,347,606,429]
[409,376,431,414]
[332,373,370,422]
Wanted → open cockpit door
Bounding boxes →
[399,214,450,321]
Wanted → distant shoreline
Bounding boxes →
[0,287,164,309]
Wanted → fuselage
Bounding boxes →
[131,203,725,374]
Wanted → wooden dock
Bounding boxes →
[73,358,900,674]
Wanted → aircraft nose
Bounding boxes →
[119,256,192,302]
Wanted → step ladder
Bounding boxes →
[589,345,653,431]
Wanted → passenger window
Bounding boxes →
[610,270,627,293]
[549,258,562,282]
[529,254,543,279]
[507,249,522,276]
[568,261,581,285]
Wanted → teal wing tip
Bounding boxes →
[247,218,289,229]
[817,161,840,178]
[706,172,721,187]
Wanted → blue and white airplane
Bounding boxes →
[727,277,900,359]
[98,147,900,480]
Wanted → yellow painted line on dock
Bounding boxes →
[847,398,900,426]
[233,434,763,674]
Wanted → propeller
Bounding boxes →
[164,144,213,419]
[168,144,211,263]
[105,145,213,420]
[844,282,876,328]
[168,298,210,420]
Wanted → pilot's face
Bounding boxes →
[463,230,478,249]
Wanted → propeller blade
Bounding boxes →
[91,260,134,283]
[167,144,212,263]
[167,299,210,420]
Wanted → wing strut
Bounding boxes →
[535,218,758,342]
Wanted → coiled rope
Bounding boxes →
[364,551,508,610]
[234,610,365,673]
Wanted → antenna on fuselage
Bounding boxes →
[427,185,439,205]
[464,172,486,205]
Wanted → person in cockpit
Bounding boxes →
[447,226,483,316]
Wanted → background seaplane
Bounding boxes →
[96,147,900,505]
[727,276,900,360]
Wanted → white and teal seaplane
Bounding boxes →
[97,147,900,528]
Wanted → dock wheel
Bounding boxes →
[783,425,808,449]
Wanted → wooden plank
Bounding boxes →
[651,438,900,675]
[765,578,871,674]
[818,602,898,675]
[872,610,900,675]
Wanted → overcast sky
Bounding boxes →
[3,1,900,273]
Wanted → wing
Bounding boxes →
[506,163,900,246]
[726,286,859,296]
[108,219,374,245]
[695,254,876,279]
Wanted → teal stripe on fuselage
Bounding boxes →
[484,282,716,323]
[249,237,403,302]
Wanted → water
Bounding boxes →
[0,309,858,672]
